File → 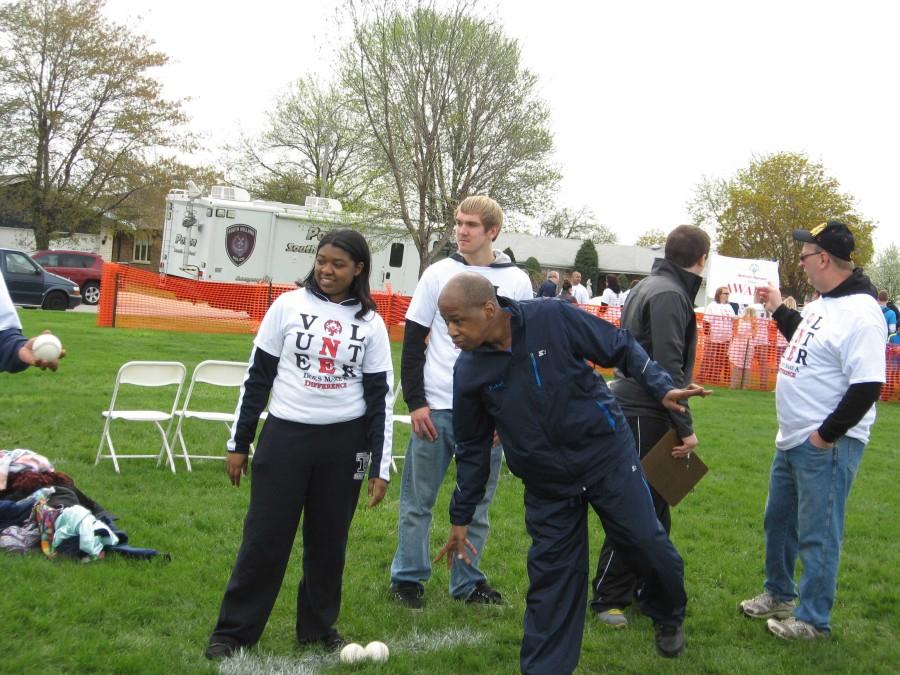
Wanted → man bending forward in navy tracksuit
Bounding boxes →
[434,272,709,674]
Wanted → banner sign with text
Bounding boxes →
[706,254,780,306]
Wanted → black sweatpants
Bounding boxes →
[209,415,367,648]
[520,428,686,675]
[591,415,672,613]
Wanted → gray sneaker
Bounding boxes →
[767,617,828,640]
[739,591,796,619]
[594,608,628,628]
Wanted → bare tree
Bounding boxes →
[634,228,667,247]
[342,0,559,275]
[226,76,373,208]
[539,206,617,244]
[0,0,190,249]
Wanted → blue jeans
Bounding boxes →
[390,409,502,598]
[763,436,864,632]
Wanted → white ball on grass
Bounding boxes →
[32,333,62,361]
[339,642,367,664]
[365,641,390,662]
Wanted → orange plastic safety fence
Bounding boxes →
[884,343,900,402]
[695,311,780,392]
[578,303,899,402]
[92,269,900,402]
[96,264,411,336]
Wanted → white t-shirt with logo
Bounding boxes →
[775,294,887,449]
[255,288,394,425]
[406,256,533,410]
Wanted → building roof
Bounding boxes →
[494,232,665,276]
[596,244,663,275]
[494,232,583,268]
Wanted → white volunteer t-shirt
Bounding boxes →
[0,275,22,331]
[572,283,590,305]
[255,288,393,424]
[406,256,533,410]
[703,301,736,343]
[599,288,621,306]
[775,294,887,449]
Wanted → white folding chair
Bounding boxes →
[170,360,250,471]
[392,379,411,473]
[96,361,186,474]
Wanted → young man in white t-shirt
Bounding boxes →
[390,196,533,609]
[740,221,886,641]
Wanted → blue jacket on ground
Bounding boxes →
[450,297,675,525]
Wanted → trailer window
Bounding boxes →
[389,243,404,267]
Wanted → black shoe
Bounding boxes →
[322,631,347,652]
[654,623,685,658]
[298,630,346,653]
[392,582,425,611]
[464,581,506,606]
[204,641,241,660]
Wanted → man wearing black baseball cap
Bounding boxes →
[740,219,887,641]
[792,220,856,262]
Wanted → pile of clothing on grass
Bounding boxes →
[0,449,168,562]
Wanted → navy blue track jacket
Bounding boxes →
[450,297,675,526]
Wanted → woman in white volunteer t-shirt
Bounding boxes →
[206,229,394,660]
[699,286,736,385]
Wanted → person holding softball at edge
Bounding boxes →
[205,229,394,660]
[0,273,64,373]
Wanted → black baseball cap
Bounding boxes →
[793,220,855,261]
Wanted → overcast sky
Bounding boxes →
[105,0,898,251]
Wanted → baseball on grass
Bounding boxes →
[365,641,390,663]
[339,642,367,664]
[32,333,62,361]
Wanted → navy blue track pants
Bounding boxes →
[591,414,673,612]
[520,436,686,675]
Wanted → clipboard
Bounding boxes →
[640,429,708,507]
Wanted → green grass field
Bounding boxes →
[3,310,899,674]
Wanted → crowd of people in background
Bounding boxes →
[536,268,899,396]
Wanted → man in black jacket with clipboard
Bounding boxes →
[590,224,710,628]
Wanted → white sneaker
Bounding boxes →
[739,591,796,619]
[766,617,828,640]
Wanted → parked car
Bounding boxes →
[31,249,104,305]
[0,247,82,310]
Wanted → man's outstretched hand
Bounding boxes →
[662,384,712,414]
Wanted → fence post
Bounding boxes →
[110,272,120,328]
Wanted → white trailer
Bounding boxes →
[159,185,422,295]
